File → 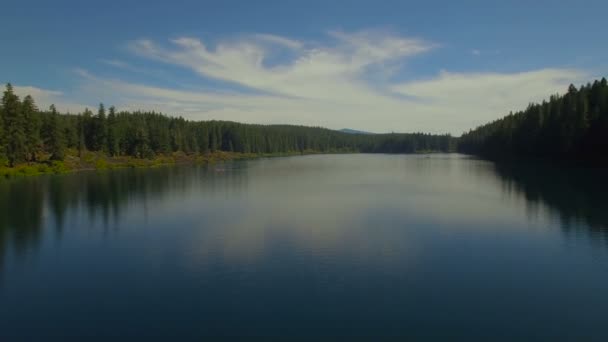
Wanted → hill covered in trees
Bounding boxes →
[0,83,455,172]
[339,128,374,135]
[5,76,606,173]
[459,78,608,165]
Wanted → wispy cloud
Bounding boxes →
[392,68,586,131]
[12,85,89,114]
[129,30,433,99]
[9,30,589,134]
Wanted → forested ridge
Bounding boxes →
[0,83,455,170]
[4,76,607,172]
[459,77,608,165]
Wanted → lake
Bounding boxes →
[0,154,607,340]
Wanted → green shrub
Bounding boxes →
[95,159,108,170]
[50,161,69,174]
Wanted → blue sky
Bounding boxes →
[1,0,607,134]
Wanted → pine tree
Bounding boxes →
[77,114,86,158]
[2,83,26,166]
[133,124,152,158]
[107,106,119,156]
[94,103,108,151]
[209,129,217,152]
[48,105,65,161]
[22,95,41,161]
[458,77,608,164]
[0,82,467,165]
[81,108,94,150]
[0,91,5,163]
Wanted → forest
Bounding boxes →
[3,77,608,171]
[458,78,608,165]
[0,83,455,170]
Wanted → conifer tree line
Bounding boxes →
[0,83,454,166]
[459,78,608,164]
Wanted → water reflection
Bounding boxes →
[0,164,248,272]
[0,156,607,272]
[1,155,608,339]
[0,178,44,262]
[492,162,608,242]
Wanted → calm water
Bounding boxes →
[0,154,607,340]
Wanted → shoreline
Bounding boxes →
[0,149,461,179]
[0,149,348,179]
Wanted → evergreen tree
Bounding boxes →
[459,77,608,165]
[132,123,152,158]
[77,114,86,158]
[22,95,41,161]
[107,106,119,156]
[2,83,26,166]
[47,105,65,161]
[0,90,5,163]
[0,82,460,167]
[81,108,94,150]
[93,103,108,151]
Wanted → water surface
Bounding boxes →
[0,154,607,340]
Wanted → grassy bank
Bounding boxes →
[0,149,321,178]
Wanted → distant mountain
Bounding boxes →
[339,128,374,135]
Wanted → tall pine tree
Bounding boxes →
[107,106,119,156]
[22,95,41,161]
[77,113,86,158]
[93,103,108,152]
[2,83,26,166]
[0,89,5,163]
[47,105,65,161]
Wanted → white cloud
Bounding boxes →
[11,85,89,114]
[471,49,481,56]
[391,68,585,131]
[118,31,586,134]
[7,30,589,135]
[71,66,584,135]
[129,30,434,101]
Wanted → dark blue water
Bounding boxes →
[1,154,607,340]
